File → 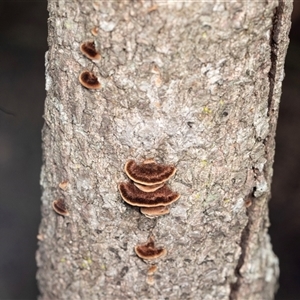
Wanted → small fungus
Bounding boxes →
[79,71,101,89]
[37,234,44,241]
[58,180,68,190]
[147,265,158,275]
[154,75,163,87]
[118,182,180,207]
[146,275,155,285]
[147,4,158,13]
[91,27,99,36]
[52,199,69,216]
[244,198,252,208]
[150,63,160,74]
[80,41,101,62]
[124,159,176,186]
[134,182,164,193]
[140,206,170,218]
[92,1,100,11]
[135,236,167,260]
[143,158,156,164]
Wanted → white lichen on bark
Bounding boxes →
[37,1,292,299]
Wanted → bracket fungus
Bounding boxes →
[147,265,158,275]
[80,41,101,62]
[91,27,99,36]
[140,206,170,218]
[244,197,253,208]
[134,182,164,193]
[135,236,167,260]
[118,182,180,207]
[146,265,158,285]
[119,159,180,216]
[58,180,68,190]
[146,275,155,285]
[52,199,69,216]
[79,71,101,89]
[124,159,176,186]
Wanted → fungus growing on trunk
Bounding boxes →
[91,27,99,36]
[135,236,167,260]
[58,180,68,190]
[124,159,176,185]
[118,182,180,207]
[80,41,101,62]
[134,182,165,193]
[140,206,170,218]
[79,71,101,89]
[147,265,158,275]
[146,275,155,285]
[52,199,69,216]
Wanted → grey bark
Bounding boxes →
[36,1,292,299]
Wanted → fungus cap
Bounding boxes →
[58,180,68,190]
[135,236,167,260]
[244,198,252,208]
[118,182,180,207]
[146,275,155,285]
[147,265,158,275]
[52,199,69,216]
[134,182,164,193]
[140,206,170,218]
[124,159,176,186]
[79,71,101,89]
[91,27,99,36]
[80,41,101,62]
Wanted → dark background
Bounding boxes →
[0,1,299,299]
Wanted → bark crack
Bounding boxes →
[265,0,287,179]
[229,195,253,300]
[267,0,283,118]
[229,2,286,298]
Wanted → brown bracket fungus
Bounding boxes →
[135,236,167,260]
[146,275,155,285]
[52,199,69,216]
[147,265,158,275]
[244,197,253,208]
[80,41,101,62]
[140,206,170,218]
[79,71,101,89]
[124,159,176,186]
[146,265,158,285]
[37,234,44,241]
[91,27,99,36]
[118,182,180,207]
[134,182,164,193]
[58,180,68,190]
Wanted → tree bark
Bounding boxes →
[36,1,292,299]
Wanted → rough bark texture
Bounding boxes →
[36,1,292,299]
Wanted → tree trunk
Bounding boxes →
[36,1,292,299]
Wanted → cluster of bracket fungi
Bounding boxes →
[78,41,101,90]
[119,159,180,265]
[52,158,179,284]
[52,181,69,216]
[119,159,180,219]
[134,235,167,285]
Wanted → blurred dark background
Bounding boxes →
[0,1,47,299]
[0,1,299,299]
